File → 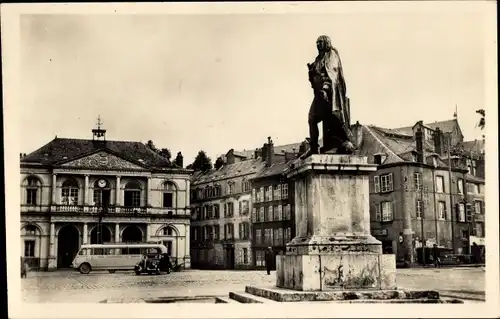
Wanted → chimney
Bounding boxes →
[266,136,274,167]
[261,143,268,162]
[433,127,444,155]
[415,128,425,163]
[350,121,363,149]
[254,148,262,159]
[299,139,310,155]
[226,149,235,165]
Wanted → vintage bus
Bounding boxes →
[72,243,169,274]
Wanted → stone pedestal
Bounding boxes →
[276,154,396,291]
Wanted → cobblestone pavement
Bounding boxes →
[20,267,485,303]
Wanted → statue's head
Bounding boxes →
[316,35,332,53]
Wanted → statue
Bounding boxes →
[303,35,355,157]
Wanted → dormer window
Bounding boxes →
[374,153,387,165]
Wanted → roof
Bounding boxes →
[391,119,459,136]
[251,159,293,181]
[21,137,174,168]
[234,141,304,159]
[459,139,485,155]
[192,158,266,185]
[359,125,446,166]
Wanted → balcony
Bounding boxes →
[51,205,145,214]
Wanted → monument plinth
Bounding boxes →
[275,154,396,291]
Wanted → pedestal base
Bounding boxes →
[276,253,396,291]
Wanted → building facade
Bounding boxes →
[249,138,299,269]
[351,118,485,264]
[20,127,192,271]
[190,149,265,269]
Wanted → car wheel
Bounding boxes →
[79,263,91,274]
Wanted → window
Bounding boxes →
[467,159,477,176]
[264,228,273,246]
[467,183,479,194]
[255,250,265,266]
[438,201,446,220]
[252,208,257,222]
[255,229,262,244]
[193,227,199,241]
[239,222,250,240]
[284,227,292,243]
[124,181,141,207]
[207,205,214,219]
[267,206,273,222]
[214,204,220,219]
[265,186,272,201]
[282,184,289,199]
[163,193,173,208]
[252,188,256,202]
[242,180,251,193]
[273,205,280,221]
[273,185,281,200]
[374,176,380,193]
[61,178,79,205]
[206,226,214,240]
[474,201,482,215]
[416,200,423,219]
[414,172,422,191]
[24,240,35,257]
[214,225,220,240]
[457,179,464,195]
[224,223,234,240]
[260,187,264,202]
[259,207,264,222]
[381,202,393,222]
[279,228,284,245]
[26,189,37,206]
[25,177,41,205]
[457,203,466,222]
[163,227,173,236]
[242,248,248,264]
[273,229,280,246]
[228,182,235,195]
[380,174,393,193]
[214,184,221,197]
[24,225,37,236]
[278,205,283,220]
[284,204,291,220]
[240,200,249,215]
[375,204,381,221]
[435,176,445,193]
[225,202,234,217]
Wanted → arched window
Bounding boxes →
[214,184,221,197]
[61,178,79,205]
[162,181,177,208]
[25,177,41,206]
[93,179,111,206]
[22,225,41,266]
[124,181,142,207]
[242,179,251,193]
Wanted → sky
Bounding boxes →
[18,4,493,165]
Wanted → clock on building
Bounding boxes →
[97,179,107,188]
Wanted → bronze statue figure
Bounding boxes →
[304,35,355,157]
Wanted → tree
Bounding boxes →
[214,156,224,170]
[188,150,213,172]
[146,140,157,152]
[476,109,485,130]
[158,148,172,161]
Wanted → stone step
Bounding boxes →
[229,291,277,304]
[336,298,464,304]
[215,296,240,304]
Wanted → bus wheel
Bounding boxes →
[108,270,116,274]
[79,263,91,274]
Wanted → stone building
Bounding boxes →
[189,149,265,269]
[249,137,300,269]
[350,118,485,264]
[20,124,192,271]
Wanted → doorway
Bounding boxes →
[122,225,143,254]
[90,225,112,244]
[57,225,80,268]
[224,246,235,269]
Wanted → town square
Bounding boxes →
[2,1,496,315]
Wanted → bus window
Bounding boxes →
[93,248,104,255]
[129,247,141,255]
[121,248,129,255]
[103,248,115,255]
[78,249,88,256]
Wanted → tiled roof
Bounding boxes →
[391,119,458,136]
[251,160,293,180]
[192,158,266,185]
[21,138,173,168]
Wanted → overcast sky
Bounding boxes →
[18,3,492,165]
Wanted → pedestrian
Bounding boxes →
[21,257,29,278]
[265,247,274,275]
[432,244,441,268]
[471,242,480,264]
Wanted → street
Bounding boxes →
[21,267,485,303]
